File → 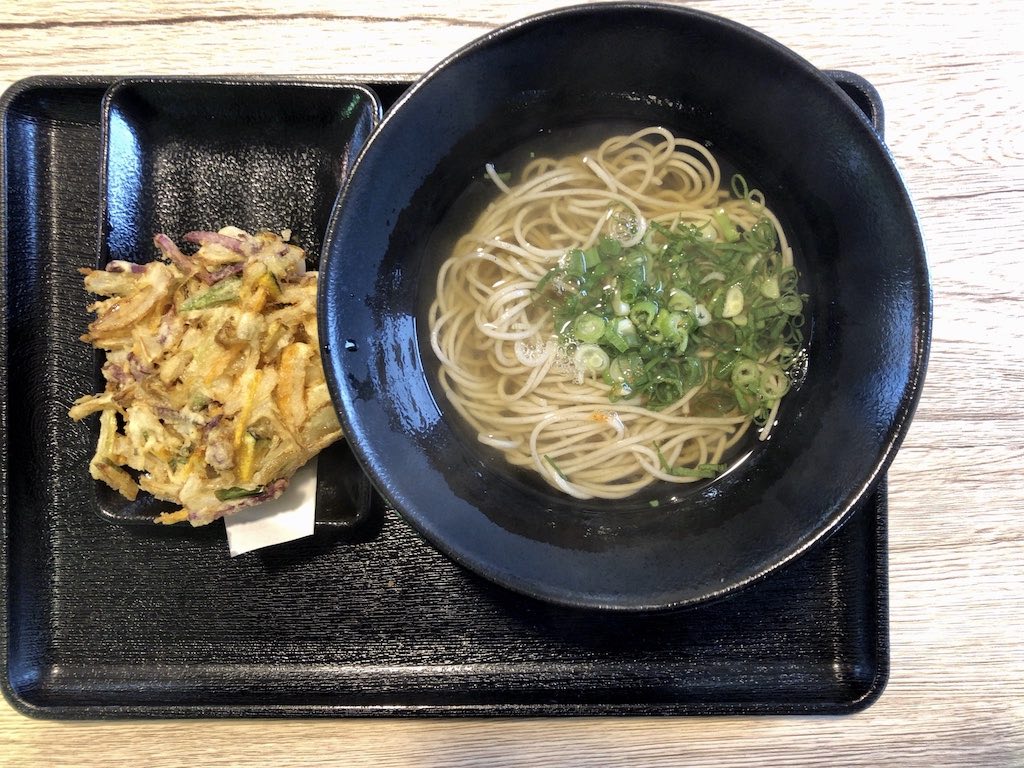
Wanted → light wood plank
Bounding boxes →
[2,0,1022,766]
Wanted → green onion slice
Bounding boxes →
[531,208,804,415]
[573,312,606,343]
[215,485,264,502]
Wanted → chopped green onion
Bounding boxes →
[656,311,689,343]
[613,317,640,347]
[694,304,712,326]
[668,289,695,312]
[681,356,704,388]
[609,351,643,383]
[610,290,631,316]
[656,444,725,479]
[598,236,622,257]
[731,358,760,389]
[629,300,659,330]
[215,485,264,502]
[746,218,777,250]
[760,276,781,299]
[533,266,557,296]
[565,248,588,277]
[544,454,568,481]
[759,366,790,398]
[712,208,740,242]
[692,391,737,415]
[655,443,671,472]
[704,320,736,345]
[651,379,684,408]
[180,277,241,311]
[573,312,606,343]
[752,304,782,321]
[731,174,750,200]
[722,284,745,318]
[531,211,804,418]
[619,277,639,304]
[602,325,630,353]
[189,392,210,409]
[779,268,800,293]
[609,381,634,400]
[671,463,726,479]
[639,342,661,362]
[777,294,803,315]
[574,343,610,374]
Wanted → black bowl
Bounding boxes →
[318,3,931,610]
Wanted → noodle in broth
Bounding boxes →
[428,126,800,500]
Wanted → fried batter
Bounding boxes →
[70,227,342,526]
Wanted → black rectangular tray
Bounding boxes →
[1,75,888,718]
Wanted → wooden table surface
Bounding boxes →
[2,1,1022,766]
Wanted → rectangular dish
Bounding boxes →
[95,76,380,527]
[1,74,888,718]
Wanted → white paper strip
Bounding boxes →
[224,460,318,556]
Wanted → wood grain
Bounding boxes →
[2,0,1023,766]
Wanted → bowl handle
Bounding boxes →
[824,70,885,138]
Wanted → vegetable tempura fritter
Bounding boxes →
[69,227,342,526]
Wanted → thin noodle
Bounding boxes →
[428,127,792,499]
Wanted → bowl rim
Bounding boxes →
[319,1,932,611]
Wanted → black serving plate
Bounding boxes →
[1,75,887,718]
[95,76,380,528]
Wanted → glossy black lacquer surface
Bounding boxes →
[3,74,886,719]
[320,4,931,611]
[96,77,379,527]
